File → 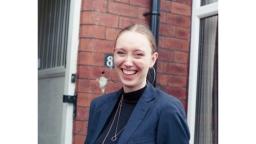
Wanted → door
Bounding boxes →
[38,0,81,144]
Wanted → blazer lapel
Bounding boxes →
[90,90,122,144]
[118,83,156,144]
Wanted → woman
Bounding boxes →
[85,24,190,144]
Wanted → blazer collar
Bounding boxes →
[118,83,156,143]
[90,89,122,144]
[91,83,156,144]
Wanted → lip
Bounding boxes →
[121,68,138,80]
[122,69,137,75]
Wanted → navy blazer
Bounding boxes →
[85,83,190,144]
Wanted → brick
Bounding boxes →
[130,0,150,8]
[157,74,169,86]
[172,0,192,6]
[159,37,189,51]
[79,39,114,53]
[82,0,107,12]
[168,63,188,76]
[119,16,148,28]
[76,107,89,121]
[81,12,119,27]
[174,51,188,64]
[105,81,122,93]
[171,2,191,16]
[157,62,168,73]
[77,92,99,107]
[108,1,139,17]
[97,13,119,27]
[165,86,187,100]
[158,62,187,76]
[114,0,129,4]
[80,25,106,39]
[160,0,172,12]
[159,11,167,23]
[78,66,106,79]
[74,135,85,144]
[106,28,121,41]
[107,69,120,82]
[80,11,95,24]
[77,79,101,94]
[77,76,121,94]
[180,39,189,51]
[159,37,180,49]
[98,68,116,81]
[158,49,175,62]
[174,26,190,40]
[78,92,99,99]
[77,96,90,107]
[78,52,104,66]
[137,7,151,20]
[166,13,191,28]
[159,23,175,37]
[74,121,87,135]
[167,75,187,87]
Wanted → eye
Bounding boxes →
[117,51,124,54]
[136,53,144,56]
[134,53,144,58]
[116,50,126,56]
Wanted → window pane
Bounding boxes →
[194,15,218,144]
[201,0,217,6]
[38,0,70,70]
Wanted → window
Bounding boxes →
[201,0,217,6]
[38,0,70,70]
[194,15,218,144]
[187,1,218,144]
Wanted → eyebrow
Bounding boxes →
[114,47,126,51]
[114,47,145,53]
[133,49,144,53]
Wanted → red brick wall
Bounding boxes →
[157,0,191,110]
[73,0,191,143]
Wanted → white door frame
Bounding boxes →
[60,0,82,144]
[187,2,218,144]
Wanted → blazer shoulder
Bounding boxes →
[155,88,185,114]
[91,90,120,107]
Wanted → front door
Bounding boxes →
[38,0,81,143]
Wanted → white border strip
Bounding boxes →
[187,1,218,144]
[196,2,218,18]
[60,0,82,144]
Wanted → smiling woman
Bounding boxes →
[114,29,158,93]
[85,24,190,144]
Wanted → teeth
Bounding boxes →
[123,69,136,75]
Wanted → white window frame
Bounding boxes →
[60,0,82,143]
[187,1,218,144]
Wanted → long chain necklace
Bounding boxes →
[111,95,125,141]
[101,95,125,144]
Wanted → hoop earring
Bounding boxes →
[147,67,156,84]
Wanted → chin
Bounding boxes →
[120,79,137,87]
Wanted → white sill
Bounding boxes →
[38,66,65,79]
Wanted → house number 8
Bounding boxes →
[105,54,114,68]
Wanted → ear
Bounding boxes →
[150,52,158,67]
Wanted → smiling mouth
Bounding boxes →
[122,68,137,75]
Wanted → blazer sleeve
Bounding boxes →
[84,100,96,144]
[156,102,190,144]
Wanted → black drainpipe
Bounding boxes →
[144,0,160,86]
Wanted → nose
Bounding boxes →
[123,55,133,67]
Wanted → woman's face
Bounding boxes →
[114,31,158,93]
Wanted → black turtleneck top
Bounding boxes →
[95,85,147,144]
